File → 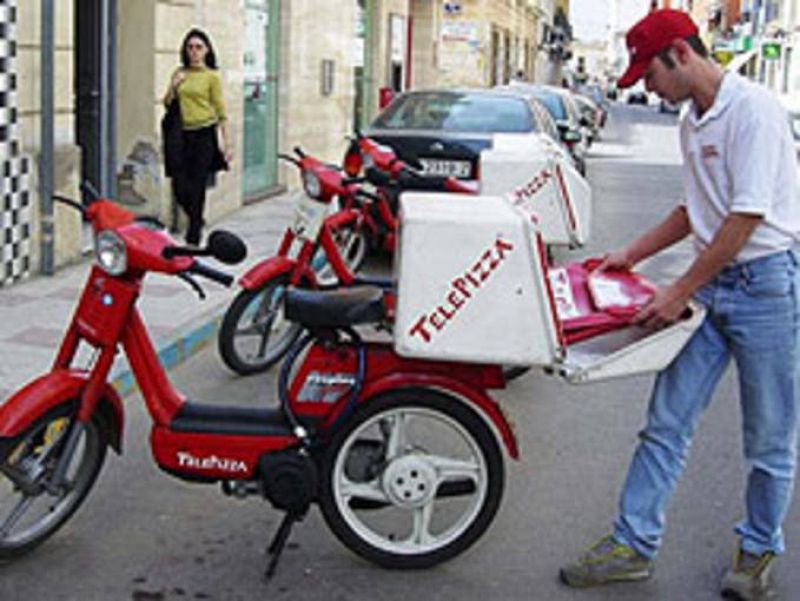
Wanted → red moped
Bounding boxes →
[0,194,514,577]
[340,133,478,256]
[217,147,377,375]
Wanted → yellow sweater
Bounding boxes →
[177,67,227,130]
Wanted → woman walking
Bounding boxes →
[163,28,232,245]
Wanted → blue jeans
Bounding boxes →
[613,250,800,559]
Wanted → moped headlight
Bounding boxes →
[95,230,128,276]
[302,171,322,199]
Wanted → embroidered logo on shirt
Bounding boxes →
[701,144,720,159]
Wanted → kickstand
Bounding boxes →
[264,512,298,580]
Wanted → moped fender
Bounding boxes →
[0,369,124,453]
[239,256,317,290]
[360,376,519,459]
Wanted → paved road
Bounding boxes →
[4,104,799,600]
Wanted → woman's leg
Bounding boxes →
[182,127,216,245]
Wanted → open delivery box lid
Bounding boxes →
[393,193,705,383]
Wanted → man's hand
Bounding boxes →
[634,284,691,329]
[596,248,634,272]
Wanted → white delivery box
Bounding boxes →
[394,193,563,366]
[480,137,592,247]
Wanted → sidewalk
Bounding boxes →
[0,192,297,401]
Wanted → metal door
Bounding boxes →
[243,0,280,199]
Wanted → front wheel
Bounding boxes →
[318,389,504,569]
[0,405,107,558]
[314,224,369,286]
[218,276,303,375]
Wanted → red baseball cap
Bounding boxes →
[617,9,699,89]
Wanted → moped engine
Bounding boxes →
[259,450,317,515]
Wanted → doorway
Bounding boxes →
[243,0,280,200]
[75,0,116,201]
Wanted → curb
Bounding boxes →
[110,314,223,398]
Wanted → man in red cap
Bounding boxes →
[560,9,800,600]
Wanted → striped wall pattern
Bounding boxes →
[0,0,30,286]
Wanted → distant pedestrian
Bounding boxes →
[558,10,800,601]
[162,28,232,246]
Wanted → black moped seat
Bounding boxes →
[284,286,385,329]
[171,402,294,437]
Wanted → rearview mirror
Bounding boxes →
[207,230,247,265]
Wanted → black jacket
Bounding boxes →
[161,99,183,178]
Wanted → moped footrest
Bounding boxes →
[284,286,385,329]
[171,402,294,437]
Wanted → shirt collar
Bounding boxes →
[687,71,736,128]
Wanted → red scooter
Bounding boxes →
[217,147,379,375]
[0,193,514,577]
[217,142,479,377]
[341,134,478,255]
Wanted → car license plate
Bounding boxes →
[418,159,471,178]
[290,192,328,240]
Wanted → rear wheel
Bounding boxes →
[218,276,303,375]
[0,405,107,558]
[318,389,504,569]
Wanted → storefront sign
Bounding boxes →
[761,41,781,60]
[441,21,478,43]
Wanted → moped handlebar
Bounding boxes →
[354,188,381,203]
[364,166,465,193]
[53,195,87,215]
[188,261,234,287]
[278,153,300,167]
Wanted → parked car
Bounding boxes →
[627,91,649,105]
[365,88,569,182]
[659,98,681,114]
[503,83,588,175]
[494,85,577,162]
[572,94,604,146]
[576,83,610,126]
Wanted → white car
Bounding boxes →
[366,88,573,182]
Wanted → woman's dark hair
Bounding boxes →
[180,28,218,69]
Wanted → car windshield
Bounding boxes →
[372,92,534,133]
[531,92,567,122]
[789,112,800,141]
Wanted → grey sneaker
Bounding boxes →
[559,534,654,588]
[720,548,775,600]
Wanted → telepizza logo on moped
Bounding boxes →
[177,451,248,473]
[408,237,515,343]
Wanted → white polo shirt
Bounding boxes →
[680,72,800,262]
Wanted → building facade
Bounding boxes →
[8,0,572,285]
